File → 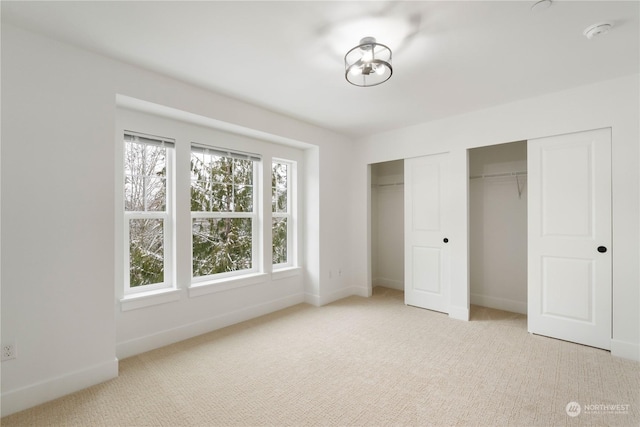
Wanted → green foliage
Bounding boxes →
[129,219,164,287]
[272,162,289,264]
[126,141,292,286]
[191,152,255,277]
[272,217,287,264]
[192,218,252,276]
[125,140,167,287]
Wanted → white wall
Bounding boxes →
[351,74,640,361]
[0,23,356,416]
[469,142,527,314]
[371,161,404,291]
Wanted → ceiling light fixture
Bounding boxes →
[344,37,392,87]
[531,0,552,12]
[583,22,613,39]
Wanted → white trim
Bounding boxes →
[372,277,404,291]
[304,292,321,306]
[470,293,528,315]
[0,358,118,417]
[188,272,269,297]
[191,142,261,162]
[319,286,368,306]
[120,288,182,311]
[271,266,302,281]
[448,305,470,321]
[116,293,304,359]
[611,339,640,361]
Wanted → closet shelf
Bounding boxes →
[373,182,404,187]
[469,171,527,180]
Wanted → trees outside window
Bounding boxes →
[272,161,292,266]
[122,130,298,298]
[124,133,174,293]
[191,147,258,280]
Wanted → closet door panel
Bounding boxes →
[528,128,611,350]
[405,153,450,313]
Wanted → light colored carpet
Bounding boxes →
[2,287,639,426]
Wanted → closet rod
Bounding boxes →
[374,182,404,187]
[469,171,527,180]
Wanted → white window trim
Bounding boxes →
[188,272,269,298]
[190,148,261,284]
[271,266,302,281]
[123,133,176,297]
[120,288,181,311]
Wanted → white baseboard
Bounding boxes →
[471,293,527,315]
[319,286,368,305]
[449,305,470,321]
[372,277,404,291]
[1,358,118,417]
[351,286,370,298]
[117,293,305,359]
[304,292,320,306]
[611,339,640,361]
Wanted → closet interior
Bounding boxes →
[469,141,528,314]
[371,160,404,291]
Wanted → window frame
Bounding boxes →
[272,158,295,270]
[123,131,175,296]
[190,144,261,285]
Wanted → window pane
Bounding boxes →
[146,177,166,211]
[276,189,287,213]
[273,162,287,188]
[145,144,166,177]
[191,151,255,213]
[125,176,144,211]
[234,185,253,212]
[272,162,288,213]
[192,218,253,277]
[129,219,164,287]
[190,180,211,211]
[213,156,233,184]
[234,159,254,185]
[272,217,288,265]
[125,140,166,212]
[210,183,232,212]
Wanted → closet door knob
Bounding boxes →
[443,238,449,243]
[597,246,607,253]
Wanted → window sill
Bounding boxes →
[272,266,302,281]
[188,272,269,298]
[120,288,181,312]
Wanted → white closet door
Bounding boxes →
[528,128,611,350]
[404,153,450,313]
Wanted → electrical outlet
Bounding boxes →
[1,343,16,361]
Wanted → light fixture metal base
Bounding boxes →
[344,36,393,87]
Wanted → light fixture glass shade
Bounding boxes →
[345,37,392,87]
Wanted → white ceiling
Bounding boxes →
[2,1,638,138]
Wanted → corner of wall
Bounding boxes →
[1,358,118,417]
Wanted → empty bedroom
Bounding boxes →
[2,1,639,426]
